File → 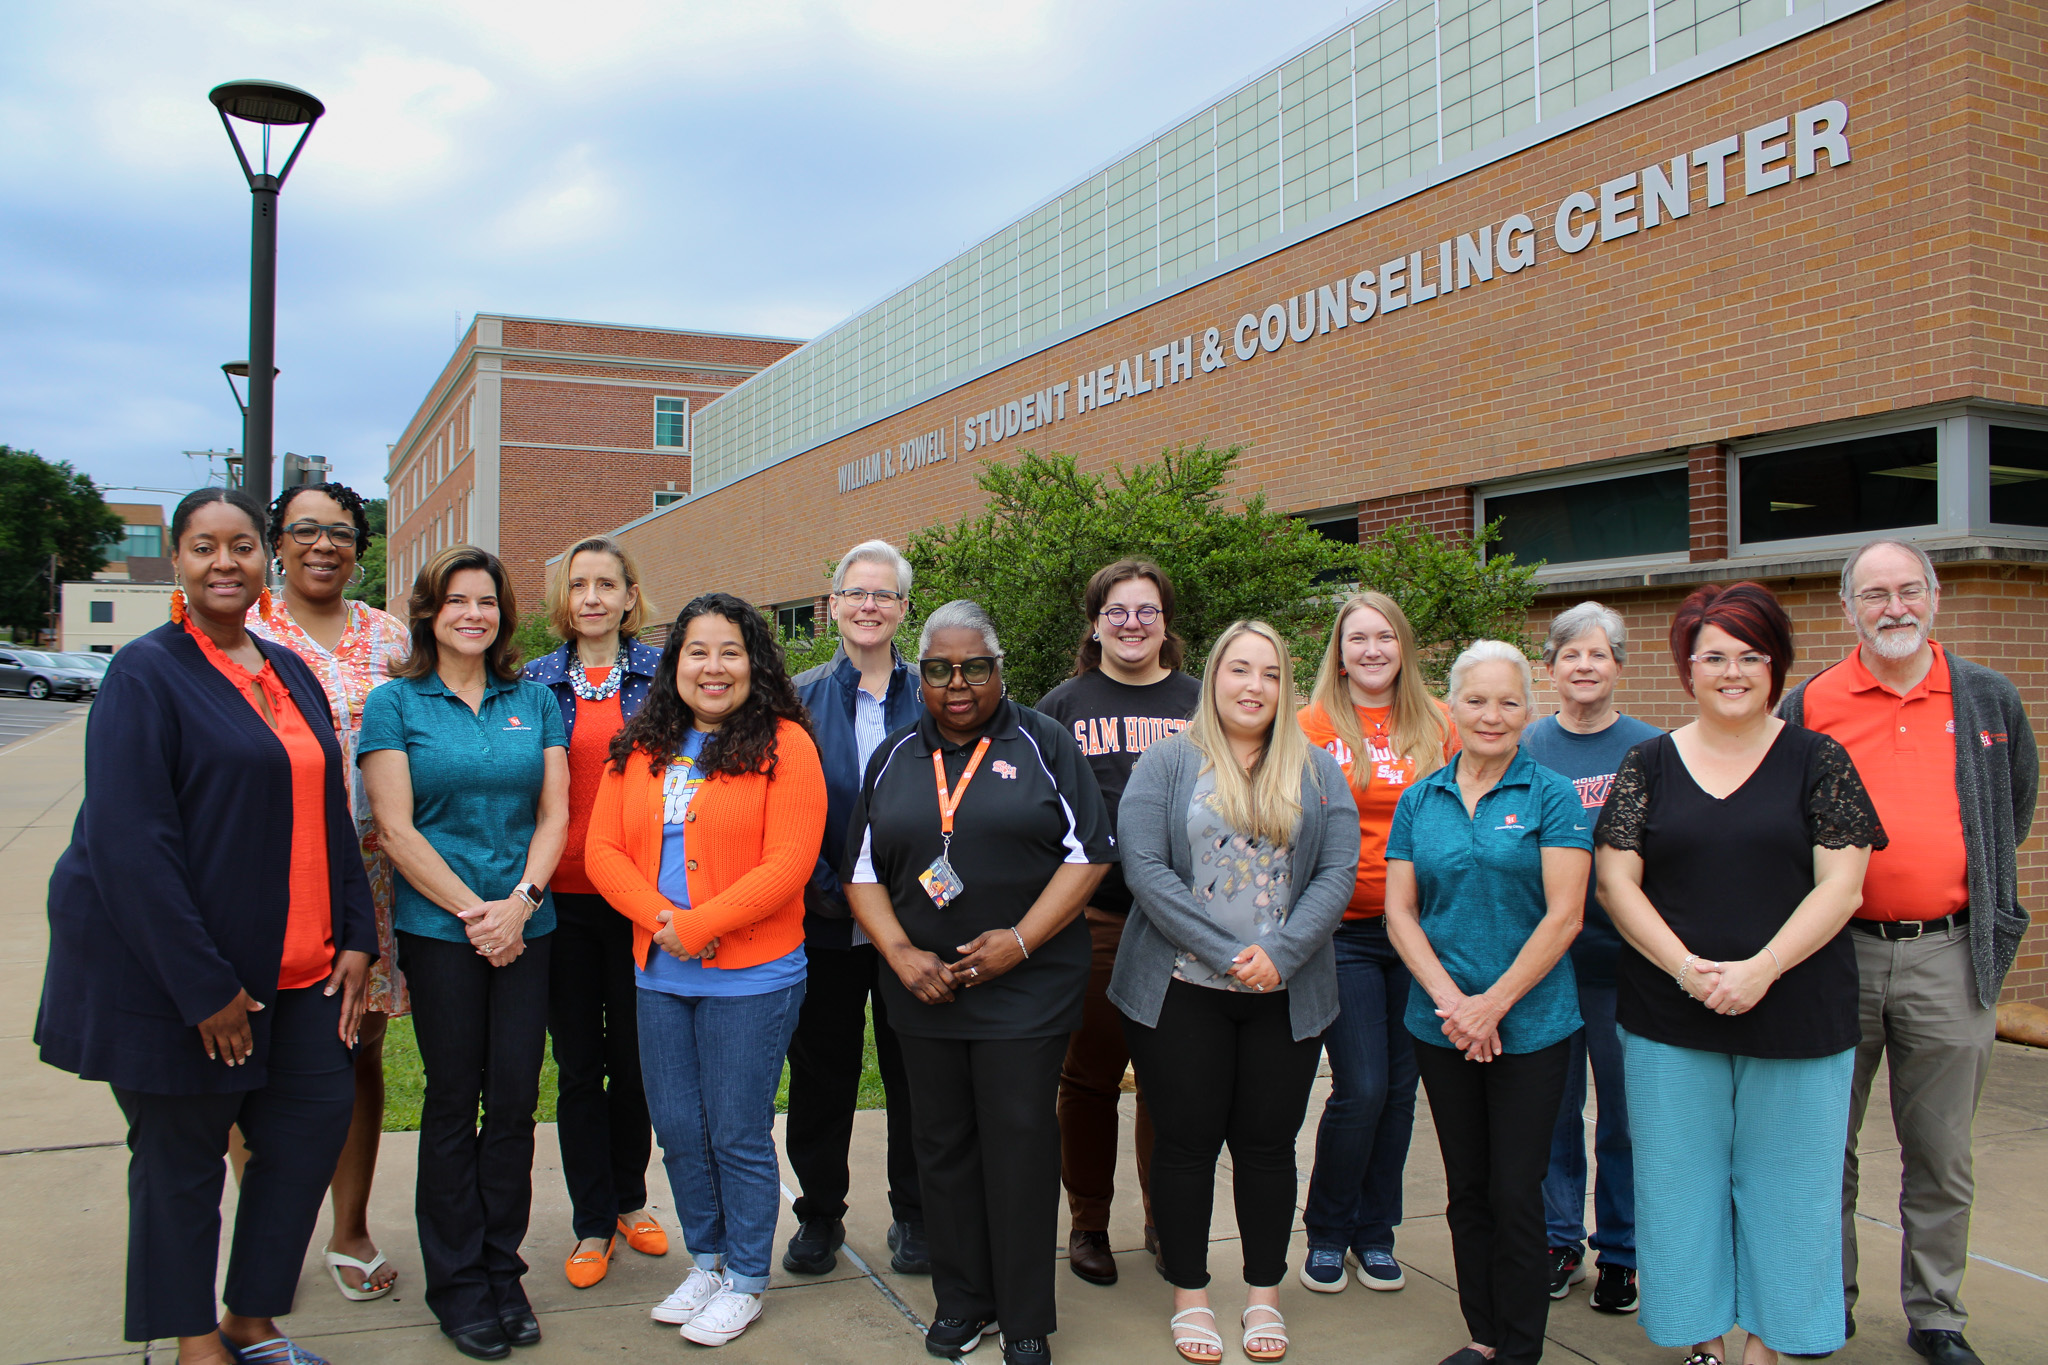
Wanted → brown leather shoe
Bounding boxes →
[1068,1228,1117,1285]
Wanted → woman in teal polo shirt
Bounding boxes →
[1383,640,1591,1365]
[361,545,569,1363]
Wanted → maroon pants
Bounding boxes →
[1059,907,1154,1232]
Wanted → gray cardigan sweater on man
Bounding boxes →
[1108,734,1361,1040]
[1780,647,2038,1007]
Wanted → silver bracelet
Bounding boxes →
[1011,927,1030,959]
[1676,954,1698,994]
[1761,944,1784,978]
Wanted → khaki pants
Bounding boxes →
[1842,922,1997,1332]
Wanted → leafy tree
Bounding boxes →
[901,445,1539,703]
[0,446,123,640]
[511,610,556,666]
[345,497,388,611]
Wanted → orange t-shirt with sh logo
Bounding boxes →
[1297,698,1459,918]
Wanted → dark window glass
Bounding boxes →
[1487,468,1688,565]
[1738,429,1937,544]
[89,601,114,623]
[1990,426,2048,527]
[103,525,162,565]
[92,645,113,653]
[776,603,815,640]
[1304,513,1359,583]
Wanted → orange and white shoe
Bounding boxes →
[565,1236,613,1289]
[618,1212,670,1256]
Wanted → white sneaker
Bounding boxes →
[679,1288,763,1345]
[651,1266,726,1324]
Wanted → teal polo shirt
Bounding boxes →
[358,671,567,943]
[1385,747,1590,1054]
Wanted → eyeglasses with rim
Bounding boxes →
[1689,651,1773,674]
[284,520,361,548]
[1851,584,1929,608]
[1099,603,1162,627]
[919,656,998,687]
[831,588,906,607]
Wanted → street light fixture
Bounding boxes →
[209,78,323,512]
[221,360,280,458]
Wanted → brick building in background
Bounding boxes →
[384,315,802,609]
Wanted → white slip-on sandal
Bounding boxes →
[1170,1307,1222,1363]
[1241,1305,1288,1362]
[322,1246,394,1302]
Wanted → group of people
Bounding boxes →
[33,483,2034,1365]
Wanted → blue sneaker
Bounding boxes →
[1298,1246,1348,1293]
[1354,1247,1405,1291]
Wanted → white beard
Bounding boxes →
[1863,614,1927,660]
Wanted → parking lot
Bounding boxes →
[0,696,89,753]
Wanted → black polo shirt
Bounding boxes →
[843,697,1116,1040]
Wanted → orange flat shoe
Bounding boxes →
[618,1212,670,1256]
[565,1236,613,1289]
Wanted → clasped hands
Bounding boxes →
[1680,951,1781,1016]
[888,937,1279,1006]
[459,896,532,966]
[653,909,718,963]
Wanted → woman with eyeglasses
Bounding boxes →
[843,600,1116,1365]
[249,481,412,1303]
[1033,559,1199,1285]
[1595,583,1884,1365]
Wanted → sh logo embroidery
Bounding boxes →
[1495,812,1526,833]
[503,715,528,733]
[1981,730,2007,747]
[992,760,1019,780]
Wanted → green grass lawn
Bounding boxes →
[381,1008,887,1132]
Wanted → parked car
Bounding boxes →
[54,652,111,676]
[0,649,99,701]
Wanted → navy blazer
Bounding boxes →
[523,637,663,741]
[36,621,378,1095]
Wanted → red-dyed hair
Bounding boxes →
[1668,581,1795,706]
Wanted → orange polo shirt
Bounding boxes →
[1298,699,1459,918]
[1800,641,1968,922]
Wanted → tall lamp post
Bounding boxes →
[209,79,322,512]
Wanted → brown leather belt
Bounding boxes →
[1851,909,1969,941]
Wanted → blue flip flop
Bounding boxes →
[220,1333,333,1365]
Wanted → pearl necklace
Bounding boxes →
[568,649,626,703]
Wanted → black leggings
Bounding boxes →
[1121,979,1323,1289]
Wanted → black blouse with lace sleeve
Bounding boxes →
[1600,725,1886,1059]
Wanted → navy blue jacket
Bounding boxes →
[36,622,377,1095]
[795,646,923,948]
[523,637,664,740]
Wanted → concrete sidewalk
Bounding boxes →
[4,715,2045,1365]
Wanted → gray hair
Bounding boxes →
[1839,537,1940,600]
[1543,600,1629,666]
[832,539,913,596]
[918,599,1003,659]
[1447,639,1536,711]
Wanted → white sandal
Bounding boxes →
[1169,1306,1222,1363]
[1241,1304,1288,1362]
[323,1246,394,1301]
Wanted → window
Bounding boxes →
[92,645,112,654]
[653,489,686,510]
[89,601,113,623]
[104,524,163,564]
[1301,509,1360,583]
[656,397,690,449]
[1738,429,1938,545]
[1485,468,1689,566]
[1989,425,2048,527]
[774,602,815,640]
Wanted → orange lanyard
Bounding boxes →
[933,738,993,844]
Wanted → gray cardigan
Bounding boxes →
[1108,734,1361,1040]
[1780,647,2038,1007]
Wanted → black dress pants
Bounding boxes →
[1122,979,1323,1289]
[400,930,552,1333]
[1415,1038,1572,1365]
[785,941,921,1225]
[113,986,354,1341]
[547,891,651,1241]
[896,1031,1065,1338]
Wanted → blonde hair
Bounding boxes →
[1309,592,1451,790]
[1185,620,1315,847]
[545,535,652,641]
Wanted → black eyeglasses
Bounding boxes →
[1100,604,1161,627]
[285,521,361,548]
[832,588,905,606]
[919,656,998,687]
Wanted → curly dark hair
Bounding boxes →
[269,481,372,553]
[610,592,813,778]
[171,485,267,552]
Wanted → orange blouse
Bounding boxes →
[554,669,626,895]
[187,618,334,988]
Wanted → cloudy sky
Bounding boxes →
[1,0,1360,513]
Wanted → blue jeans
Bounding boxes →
[1542,981,1636,1268]
[1302,918,1419,1254]
[637,982,805,1294]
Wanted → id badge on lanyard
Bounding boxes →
[920,737,991,909]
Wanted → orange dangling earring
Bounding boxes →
[169,585,187,625]
[258,587,274,621]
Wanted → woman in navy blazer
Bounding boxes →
[37,487,376,1365]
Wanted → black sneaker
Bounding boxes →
[1547,1245,1586,1299]
[889,1220,932,1275]
[1001,1336,1050,1365]
[925,1318,997,1359]
[781,1217,844,1275]
[1589,1262,1637,1313]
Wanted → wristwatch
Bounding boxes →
[513,882,543,911]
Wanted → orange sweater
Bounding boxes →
[585,717,826,970]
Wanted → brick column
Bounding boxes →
[1357,485,1476,541]
[1689,444,1729,563]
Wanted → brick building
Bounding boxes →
[384,315,801,610]
[577,0,2047,1000]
